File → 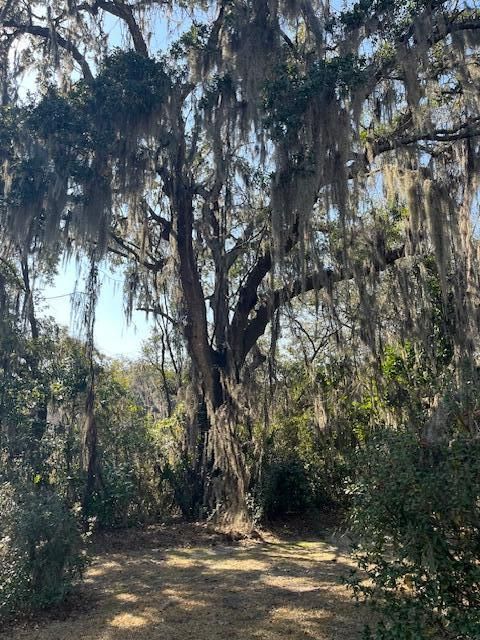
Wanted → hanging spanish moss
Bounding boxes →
[2,0,480,524]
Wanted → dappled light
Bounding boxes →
[109,613,149,629]
[1,533,369,640]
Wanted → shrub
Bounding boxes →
[0,482,87,618]
[87,460,168,529]
[347,431,480,640]
[258,425,353,520]
[260,458,311,518]
[87,462,139,529]
[161,458,204,521]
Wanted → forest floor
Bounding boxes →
[2,520,373,640]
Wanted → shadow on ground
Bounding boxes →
[2,527,371,640]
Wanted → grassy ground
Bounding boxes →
[2,523,372,640]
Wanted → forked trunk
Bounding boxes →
[170,160,252,529]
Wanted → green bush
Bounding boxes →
[87,461,166,529]
[348,431,480,640]
[260,458,311,518]
[87,462,139,529]
[161,458,205,521]
[258,410,353,519]
[0,482,87,618]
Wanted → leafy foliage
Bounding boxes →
[0,482,86,618]
[348,431,480,640]
[264,54,366,139]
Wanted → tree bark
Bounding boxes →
[163,122,252,527]
[21,258,49,465]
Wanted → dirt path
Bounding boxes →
[2,526,371,640]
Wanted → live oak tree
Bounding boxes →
[2,0,480,526]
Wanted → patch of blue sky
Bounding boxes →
[40,257,154,359]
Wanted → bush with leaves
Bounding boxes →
[88,360,177,528]
[0,480,87,619]
[260,457,311,518]
[347,430,480,640]
[255,358,359,520]
[258,407,353,518]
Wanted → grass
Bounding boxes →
[1,523,372,640]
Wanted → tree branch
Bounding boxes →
[2,21,94,82]
[229,216,299,365]
[136,305,178,326]
[144,202,172,241]
[373,117,480,154]
[96,0,148,56]
[110,232,165,272]
[240,245,406,365]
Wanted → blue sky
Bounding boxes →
[41,259,153,359]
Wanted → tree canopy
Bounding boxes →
[2,0,480,524]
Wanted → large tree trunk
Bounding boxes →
[180,362,251,529]
[166,127,252,529]
[205,399,250,530]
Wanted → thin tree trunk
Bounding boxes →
[81,258,101,514]
[21,258,49,461]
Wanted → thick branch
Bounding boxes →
[165,121,220,408]
[229,216,299,366]
[144,202,172,241]
[240,245,406,365]
[2,22,94,82]
[96,0,148,56]
[373,117,480,154]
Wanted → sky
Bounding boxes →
[40,259,153,359]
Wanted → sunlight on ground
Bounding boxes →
[110,613,149,628]
[115,593,139,603]
[2,534,371,640]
